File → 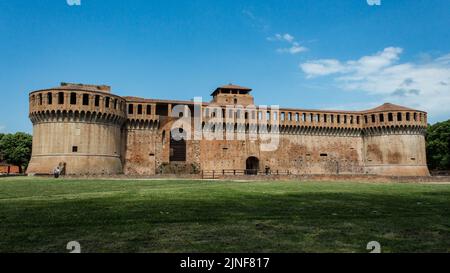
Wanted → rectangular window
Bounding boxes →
[47,93,52,105]
[58,92,64,104]
[95,95,100,107]
[128,104,134,114]
[72,146,78,153]
[138,105,143,115]
[82,94,89,106]
[70,93,77,105]
[397,112,402,121]
[380,114,385,122]
[105,97,110,108]
[147,105,152,115]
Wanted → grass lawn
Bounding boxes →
[0,177,449,253]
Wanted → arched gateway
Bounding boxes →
[246,157,259,175]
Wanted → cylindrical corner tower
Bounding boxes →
[362,103,430,176]
[27,83,127,175]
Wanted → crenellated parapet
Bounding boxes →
[29,83,127,126]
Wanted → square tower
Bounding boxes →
[210,84,254,106]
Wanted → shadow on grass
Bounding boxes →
[0,186,449,253]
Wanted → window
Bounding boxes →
[281,112,285,121]
[72,146,78,153]
[330,114,334,123]
[38,94,43,105]
[266,111,271,120]
[397,112,402,121]
[105,97,110,108]
[70,93,77,105]
[364,115,368,124]
[320,153,328,157]
[295,113,299,122]
[147,105,151,115]
[344,115,347,124]
[379,114,385,122]
[302,113,306,122]
[58,92,64,104]
[323,114,327,123]
[371,114,375,123]
[288,112,292,121]
[337,115,341,123]
[138,105,143,115]
[414,112,417,121]
[114,99,118,109]
[128,104,134,114]
[95,95,100,107]
[388,113,393,122]
[357,116,360,124]
[406,112,411,121]
[234,98,238,104]
[83,94,89,106]
[47,93,53,105]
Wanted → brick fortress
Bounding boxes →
[27,83,430,176]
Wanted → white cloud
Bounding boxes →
[300,47,450,117]
[267,33,307,55]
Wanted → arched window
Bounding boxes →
[406,112,411,121]
[47,93,52,105]
[388,113,393,122]
[379,114,385,122]
[147,105,151,115]
[397,112,402,121]
[70,93,77,105]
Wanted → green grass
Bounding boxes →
[0,177,449,253]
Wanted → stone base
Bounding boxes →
[364,164,430,176]
[27,155,123,175]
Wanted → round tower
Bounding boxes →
[27,83,127,175]
[362,103,430,176]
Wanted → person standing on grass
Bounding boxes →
[53,166,60,179]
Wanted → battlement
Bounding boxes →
[60,82,111,93]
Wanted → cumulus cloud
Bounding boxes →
[267,33,307,55]
[300,47,450,117]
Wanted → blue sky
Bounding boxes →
[0,0,449,133]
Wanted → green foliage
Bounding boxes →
[0,132,32,172]
[426,120,450,170]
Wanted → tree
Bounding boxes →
[426,120,450,171]
[0,132,33,173]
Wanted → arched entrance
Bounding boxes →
[170,128,186,162]
[246,156,259,175]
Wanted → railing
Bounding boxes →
[201,169,291,179]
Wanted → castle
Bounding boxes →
[27,83,430,176]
